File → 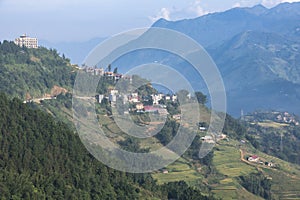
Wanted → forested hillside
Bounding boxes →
[0,93,214,200]
[0,41,76,99]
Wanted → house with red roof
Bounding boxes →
[248,155,259,162]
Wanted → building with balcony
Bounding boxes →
[14,34,38,48]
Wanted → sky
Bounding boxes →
[1,0,300,43]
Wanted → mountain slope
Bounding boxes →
[149,2,300,116]
[0,93,216,199]
[208,30,300,115]
[0,94,144,199]
[39,37,106,65]
[0,41,76,99]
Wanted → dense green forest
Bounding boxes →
[0,41,76,99]
[0,93,215,199]
[239,172,272,200]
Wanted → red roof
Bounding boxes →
[144,106,158,111]
[251,155,258,159]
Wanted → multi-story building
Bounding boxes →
[14,34,38,48]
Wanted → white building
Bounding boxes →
[248,155,259,162]
[129,92,139,103]
[109,89,119,95]
[96,94,105,103]
[109,94,117,102]
[152,94,164,105]
[201,136,212,140]
[14,34,38,48]
[187,93,191,99]
[199,127,207,131]
[95,68,104,76]
[200,136,215,143]
[131,92,138,98]
[171,95,177,102]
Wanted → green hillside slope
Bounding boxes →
[0,41,76,99]
[0,93,216,200]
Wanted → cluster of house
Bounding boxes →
[96,89,178,116]
[200,134,227,144]
[151,93,177,104]
[275,111,299,125]
[83,66,130,82]
[247,155,275,167]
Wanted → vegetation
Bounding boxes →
[239,172,272,200]
[0,41,76,99]
[2,42,300,199]
[0,92,218,199]
[155,119,179,146]
[38,92,74,126]
[245,111,300,165]
[223,114,246,140]
[194,91,207,105]
[161,181,214,200]
[0,93,146,199]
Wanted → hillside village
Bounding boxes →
[96,89,177,116]
[244,110,300,126]
[21,64,292,182]
[83,66,181,115]
[14,53,300,200]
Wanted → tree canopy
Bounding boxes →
[0,93,214,199]
[0,41,76,99]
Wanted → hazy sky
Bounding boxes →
[1,0,299,42]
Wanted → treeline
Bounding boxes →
[0,41,76,99]
[161,181,215,200]
[0,93,214,199]
[223,114,246,139]
[239,172,272,200]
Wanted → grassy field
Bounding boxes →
[139,136,163,151]
[211,142,261,200]
[255,121,289,128]
[152,158,203,185]
[150,139,264,199]
[213,144,257,177]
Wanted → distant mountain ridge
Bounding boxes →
[40,37,106,65]
[213,30,300,115]
[210,31,300,86]
[149,2,300,116]
[152,2,300,47]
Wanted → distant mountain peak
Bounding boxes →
[246,4,268,15]
[253,4,266,9]
[152,18,170,26]
[267,1,300,18]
